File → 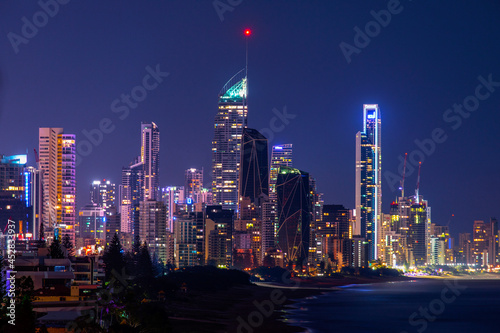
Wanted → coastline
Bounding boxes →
[165,275,410,332]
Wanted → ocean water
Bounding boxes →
[285,278,500,333]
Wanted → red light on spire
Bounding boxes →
[244,29,251,36]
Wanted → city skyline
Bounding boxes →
[1,1,500,241]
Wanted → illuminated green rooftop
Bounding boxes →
[279,166,301,175]
[219,69,247,103]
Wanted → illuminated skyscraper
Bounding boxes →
[120,158,143,234]
[185,168,203,204]
[269,144,293,239]
[212,69,248,211]
[141,122,160,201]
[77,203,105,242]
[90,179,116,211]
[139,200,167,263]
[0,154,33,236]
[355,104,381,261]
[269,144,293,204]
[238,128,269,215]
[39,128,76,245]
[276,166,310,268]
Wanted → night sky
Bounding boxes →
[1,1,499,240]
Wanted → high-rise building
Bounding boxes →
[25,166,43,240]
[105,206,120,247]
[408,197,431,266]
[174,212,198,268]
[211,70,248,211]
[233,128,269,266]
[90,179,116,211]
[39,128,76,245]
[141,122,160,201]
[185,168,203,204]
[430,237,446,265]
[389,194,431,267]
[139,200,167,263]
[276,166,310,268]
[355,104,381,261]
[120,159,143,234]
[161,186,184,232]
[204,205,233,268]
[488,218,499,267]
[269,144,293,240]
[77,204,105,242]
[269,144,293,204]
[318,204,350,268]
[238,128,269,211]
[0,154,33,236]
[472,220,487,266]
[457,232,472,265]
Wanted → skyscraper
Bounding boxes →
[0,154,32,236]
[90,179,116,211]
[355,104,381,261]
[139,200,167,263]
[141,122,160,201]
[212,69,248,211]
[120,158,143,234]
[185,168,203,204]
[77,203,105,242]
[39,128,76,245]
[276,166,310,268]
[238,128,269,215]
[269,144,293,240]
[269,144,293,204]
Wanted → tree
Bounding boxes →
[132,235,141,255]
[136,243,154,281]
[48,238,65,259]
[62,234,75,257]
[102,233,125,281]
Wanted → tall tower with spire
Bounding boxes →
[211,30,251,211]
[211,70,248,211]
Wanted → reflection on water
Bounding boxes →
[286,279,500,333]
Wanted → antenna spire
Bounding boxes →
[415,162,422,204]
[244,29,251,79]
[399,153,408,200]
